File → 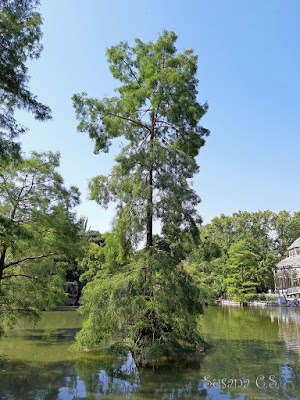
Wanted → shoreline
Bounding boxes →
[219,299,299,308]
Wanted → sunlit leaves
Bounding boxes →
[0,152,81,321]
[73,30,209,246]
[0,0,51,159]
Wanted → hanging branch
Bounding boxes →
[4,253,60,269]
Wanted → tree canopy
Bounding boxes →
[187,210,300,302]
[0,0,51,160]
[0,152,80,327]
[73,30,209,250]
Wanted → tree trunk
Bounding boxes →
[0,248,7,283]
[146,129,154,248]
[0,205,17,283]
[146,168,153,248]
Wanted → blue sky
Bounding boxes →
[19,0,300,233]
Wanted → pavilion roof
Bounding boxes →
[277,256,300,269]
[287,237,300,250]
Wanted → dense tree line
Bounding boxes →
[187,210,300,302]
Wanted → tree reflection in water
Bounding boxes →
[0,307,300,399]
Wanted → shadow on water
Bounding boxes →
[9,328,82,344]
[0,308,300,399]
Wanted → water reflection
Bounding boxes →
[271,307,300,358]
[73,353,140,398]
[0,307,300,399]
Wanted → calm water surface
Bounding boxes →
[0,306,300,399]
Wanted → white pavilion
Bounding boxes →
[275,238,300,296]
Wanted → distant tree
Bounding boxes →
[224,240,259,302]
[73,31,209,359]
[73,228,105,287]
[0,152,80,324]
[61,219,105,306]
[187,210,279,301]
[0,0,51,160]
[272,210,300,257]
[187,232,225,302]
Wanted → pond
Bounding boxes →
[0,306,299,399]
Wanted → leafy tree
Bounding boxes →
[0,152,80,326]
[204,210,274,254]
[188,210,279,301]
[77,246,205,362]
[73,31,209,359]
[224,240,259,302]
[221,211,276,292]
[272,210,300,257]
[0,0,51,160]
[186,232,225,302]
[64,218,105,304]
[75,228,105,287]
[73,30,209,249]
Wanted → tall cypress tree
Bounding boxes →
[73,31,209,360]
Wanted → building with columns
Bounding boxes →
[275,238,300,296]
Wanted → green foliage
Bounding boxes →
[73,30,209,247]
[224,241,259,302]
[73,31,209,357]
[77,247,204,358]
[272,210,300,257]
[187,210,297,302]
[0,152,80,326]
[78,240,105,285]
[187,232,225,302]
[0,0,51,160]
